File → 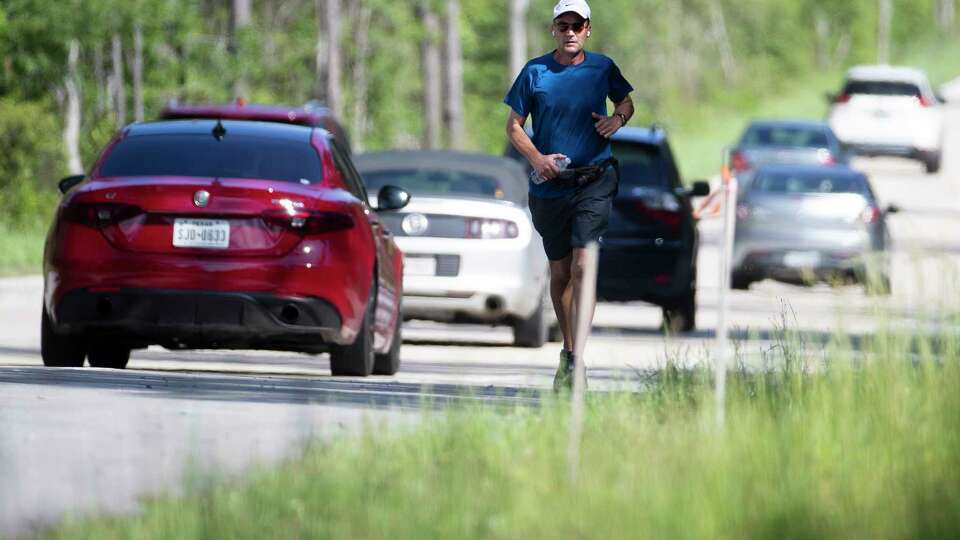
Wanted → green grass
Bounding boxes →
[45,326,960,539]
[0,222,46,277]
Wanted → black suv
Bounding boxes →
[507,126,709,332]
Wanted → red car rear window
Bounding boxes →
[99,134,324,184]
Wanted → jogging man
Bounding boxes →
[505,0,634,390]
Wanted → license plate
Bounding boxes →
[404,256,437,276]
[784,251,820,268]
[173,219,230,249]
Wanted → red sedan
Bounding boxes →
[42,118,409,376]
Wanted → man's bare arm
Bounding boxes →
[506,109,568,180]
[592,95,635,139]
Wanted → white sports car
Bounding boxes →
[355,150,552,347]
[827,64,945,174]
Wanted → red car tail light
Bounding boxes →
[62,202,143,228]
[916,95,933,107]
[833,93,851,104]
[731,150,751,173]
[263,209,354,235]
[861,206,881,224]
[464,218,519,239]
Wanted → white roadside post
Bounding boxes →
[567,241,599,482]
[714,166,739,430]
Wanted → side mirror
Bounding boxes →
[690,181,711,197]
[824,92,836,104]
[58,174,85,194]
[376,185,410,211]
[885,203,901,214]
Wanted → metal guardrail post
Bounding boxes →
[567,241,598,481]
[715,174,738,429]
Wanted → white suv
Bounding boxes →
[828,65,945,174]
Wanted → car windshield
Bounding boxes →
[741,125,829,148]
[98,134,324,184]
[611,142,668,186]
[751,171,866,195]
[362,169,510,200]
[844,80,921,97]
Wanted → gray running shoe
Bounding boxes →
[553,350,575,392]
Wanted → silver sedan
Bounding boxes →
[731,164,899,294]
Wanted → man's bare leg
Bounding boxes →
[549,247,596,354]
[568,247,596,354]
[548,255,574,351]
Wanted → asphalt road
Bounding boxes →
[2,102,959,536]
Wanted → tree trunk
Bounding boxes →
[349,2,372,152]
[314,0,328,103]
[707,0,737,85]
[231,0,252,98]
[936,0,955,30]
[877,0,892,64]
[132,25,144,122]
[111,34,127,129]
[325,0,343,117]
[420,4,442,149]
[93,44,107,115]
[508,0,530,80]
[443,0,464,149]
[63,40,83,175]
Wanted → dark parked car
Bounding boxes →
[43,116,409,376]
[730,119,849,175]
[507,125,709,332]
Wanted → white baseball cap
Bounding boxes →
[553,0,591,20]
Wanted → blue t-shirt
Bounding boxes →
[504,51,634,198]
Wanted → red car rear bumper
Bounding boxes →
[44,223,371,351]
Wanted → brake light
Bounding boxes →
[632,194,682,228]
[731,151,751,173]
[861,206,881,224]
[833,93,851,104]
[465,218,519,239]
[816,148,836,165]
[263,209,354,234]
[62,202,143,228]
[736,203,751,220]
[916,95,933,107]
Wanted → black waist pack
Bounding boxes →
[555,157,619,188]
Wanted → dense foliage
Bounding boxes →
[0,0,956,229]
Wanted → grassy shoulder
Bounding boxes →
[47,331,960,539]
[0,222,46,277]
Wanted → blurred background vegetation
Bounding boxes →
[0,0,959,273]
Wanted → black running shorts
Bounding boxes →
[528,167,618,261]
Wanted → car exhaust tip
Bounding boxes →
[96,297,113,317]
[485,296,504,312]
[280,304,300,324]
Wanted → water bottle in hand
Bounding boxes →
[531,156,571,184]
